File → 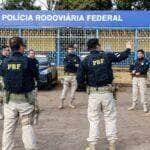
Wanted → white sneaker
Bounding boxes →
[143,105,148,113]
[58,105,64,109]
[58,100,64,109]
[69,102,76,109]
[128,103,137,111]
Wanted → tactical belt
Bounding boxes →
[87,84,114,94]
[0,76,3,84]
[8,93,28,103]
[64,72,76,76]
[132,74,147,78]
[5,92,34,105]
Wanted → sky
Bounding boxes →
[34,0,48,10]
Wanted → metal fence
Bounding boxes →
[0,28,150,65]
[0,28,149,81]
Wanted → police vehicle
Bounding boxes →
[35,55,58,89]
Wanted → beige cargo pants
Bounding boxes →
[2,92,37,150]
[87,91,117,145]
[132,77,147,105]
[61,75,77,102]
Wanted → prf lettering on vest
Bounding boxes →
[93,59,104,66]
[8,64,21,70]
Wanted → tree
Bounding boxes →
[56,0,112,10]
[116,0,150,10]
[116,0,134,10]
[3,0,41,10]
[132,0,150,10]
[55,0,150,10]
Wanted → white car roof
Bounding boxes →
[35,55,46,58]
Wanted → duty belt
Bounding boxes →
[0,76,3,83]
[5,92,30,104]
[9,93,28,102]
[132,74,147,78]
[87,84,114,94]
[64,72,76,76]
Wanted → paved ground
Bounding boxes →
[0,86,150,150]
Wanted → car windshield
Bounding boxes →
[36,56,48,63]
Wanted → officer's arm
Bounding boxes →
[137,60,149,74]
[108,42,132,62]
[129,62,135,72]
[63,56,69,66]
[75,56,81,67]
[77,56,81,64]
[76,60,87,85]
[28,58,39,80]
[1,59,7,76]
[35,60,39,81]
[108,48,131,63]
[0,57,5,76]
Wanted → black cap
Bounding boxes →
[87,38,100,51]
[9,37,25,51]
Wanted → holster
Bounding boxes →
[25,92,36,106]
[5,91,10,104]
[86,86,90,95]
[132,74,147,78]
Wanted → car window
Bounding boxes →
[36,56,48,63]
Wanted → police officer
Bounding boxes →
[0,45,10,120]
[2,37,38,150]
[59,45,81,109]
[28,50,39,100]
[77,39,131,150]
[28,49,39,124]
[128,49,149,113]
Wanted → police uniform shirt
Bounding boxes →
[77,49,131,87]
[64,53,81,73]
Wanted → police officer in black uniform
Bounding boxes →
[59,45,81,109]
[2,37,38,150]
[128,49,149,113]
[0,45,9,62]
[28,49,39,124]
[77,39,131,150]
[0,45,10,120]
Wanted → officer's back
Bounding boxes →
[2,38,37,94]
[77,39,131,87]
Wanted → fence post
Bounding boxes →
[134,29,138,51]
[57,28,60,66]
[96,29,99,39]
[18,29,22,37]
[134,29,138,60]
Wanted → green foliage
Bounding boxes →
[3,0,40,10]
[117,0,150,10]
[3,0,150,10]
[56,0,112,10]
[56,0,150,10]
[116,0,134,10]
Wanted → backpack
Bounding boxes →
[4,55,28,93]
